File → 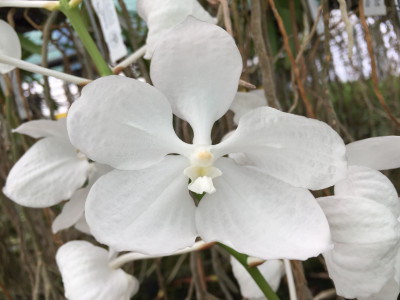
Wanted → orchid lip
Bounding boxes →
[184,146,222,194]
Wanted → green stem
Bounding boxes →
[58,0,112,76]
[218,243,280,300]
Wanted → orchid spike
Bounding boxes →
[137,0,217,59]
[0,20,21,74]
[56,241,139,300]
[3,119,91,207]
[67,18,347,260]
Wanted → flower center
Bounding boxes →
[183,147,222,195]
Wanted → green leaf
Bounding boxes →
[18,34,42,55]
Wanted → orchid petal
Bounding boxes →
[74,215,91,235]
[3,137,90,207]
[192,1,217,23]
[221,131,250,165]
[395,249,400,284]
[214,107,347,189]
[14,119,68,139]
[137,0,216,59]
[318,195,400,298]
[230,91,267,125]
[231,257,284,299]
[52,188,87,233]
[318,195,400,244]
[359,278,400,300]
[52,163,112,233]
[67,76,191,170]
[346,136,400,170]
[56,241,139,300]
[196,158,332,260]
[334,166,400,217]
[86,156,197,255]
[88,163,113,183]
[0,20,21,74]
[324,242,398,299]
[151,17,242,144]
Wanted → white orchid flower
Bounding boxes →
[137,0,217,59]
[231,257,284,300]
[56,241,139,300]
[67,18,347,260]
[52,163,112,234]
[3,119,91,207]
[317,136,400,299]
[0,20,21,74]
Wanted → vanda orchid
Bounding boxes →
[67,18,347,259]
[3,119,91,207]
[317,136,400,300]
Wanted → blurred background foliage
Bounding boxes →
[0,0,400,299]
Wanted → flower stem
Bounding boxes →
[0,54,91,85]
[284,259,297,300]
[218,243,280,300]
[0,0,59,10]
[112,45,147,74]
[58,0,112,77]
[109,241,212,269]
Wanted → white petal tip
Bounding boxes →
[247,257,266,268]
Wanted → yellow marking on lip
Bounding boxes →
[197,150,212,160]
